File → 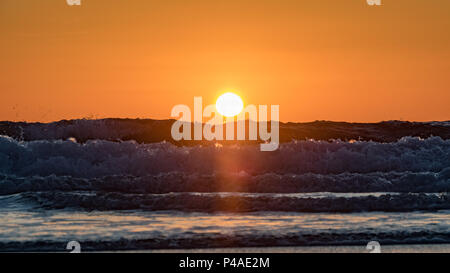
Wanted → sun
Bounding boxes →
[216,92,244,117]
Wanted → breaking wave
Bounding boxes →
[17,191,450,213]
[2,119,450,143]
[1,170,450,195]
[0,135,449,178]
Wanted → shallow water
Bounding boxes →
[1,195,449,251]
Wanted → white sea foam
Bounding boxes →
[0,135,449,178]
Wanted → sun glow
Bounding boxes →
[215,92,244,117]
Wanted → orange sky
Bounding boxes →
[1,0,449,122]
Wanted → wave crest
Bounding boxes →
[19,191,450,213]
[0,136,449,178]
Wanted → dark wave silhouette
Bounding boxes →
[1,118,450,144]
[18,191,450,213]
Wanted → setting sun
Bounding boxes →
[215,92,244,117]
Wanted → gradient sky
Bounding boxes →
[1,0,449,122]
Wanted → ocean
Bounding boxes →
[0,119,449,252]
